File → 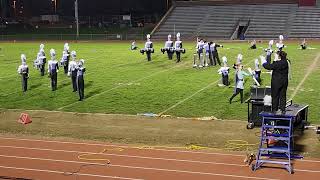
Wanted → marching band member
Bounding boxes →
[210,42,223,66]
[250,39,257,49]
[48,49,59,91]
[276,35,285,52]
[195,38,205,68]
[203,41,210,67]
[76,59,86,101]
[17,54,29,92]
[131,40,138,50]
[233,54,243,69]
[140,34,154,61]
[254,58,261,84]
[300,38,307,50]
[217,56,230,86]
[68,51,78,92]
[229,64,250,104]
[161,34,174,60]
[34,44,46,76]
[174,32,185,63]
[60,43,70,74]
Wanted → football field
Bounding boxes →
[0,41,319,123]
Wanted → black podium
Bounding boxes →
[247,87,271,128]
[247,86,309,129]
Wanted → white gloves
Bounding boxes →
[260,56,267,65]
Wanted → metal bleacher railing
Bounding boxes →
[0,33,146,41]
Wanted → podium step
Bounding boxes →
[263,125,291,129]
[257,159,290,165]
[262,136,291,141]
[260,147,290,153]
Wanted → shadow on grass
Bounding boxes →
[86,88,103,98]
[29,83,42,90]
[86,80,94,88]
[58,81,71,89]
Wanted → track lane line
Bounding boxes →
[0,155,280,180]
[0,145,319,173]
[1,136,319,163]
[0,165,144,180]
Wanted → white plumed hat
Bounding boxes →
[222,56,227,64]
[79,59,85,66]
[71,50,76,57]
[50,49,56,57]
[21,54,26,62]
[269,40,274,46]
[279,35,284,41]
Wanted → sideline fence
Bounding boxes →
[0,33,146,41]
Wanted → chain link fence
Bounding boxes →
[0,33,146,41]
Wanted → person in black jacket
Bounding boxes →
[261,50,289,114]
[210,42,223,66]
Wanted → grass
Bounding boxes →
[0,41,319,123]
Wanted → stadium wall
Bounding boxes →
[175,0,298,6]
[298,0,317,6]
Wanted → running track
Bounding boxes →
[0,136,319,180]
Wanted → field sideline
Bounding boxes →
[0,41,319,123]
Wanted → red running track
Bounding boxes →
[0,136,319,180]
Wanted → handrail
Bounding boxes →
[150,5,176,36]
[230,19,241,40]
[243,19,251,37]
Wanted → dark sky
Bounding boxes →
[15,0,168,16]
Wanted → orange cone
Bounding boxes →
[18,113,32,125]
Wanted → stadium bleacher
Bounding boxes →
[152,0,320,40]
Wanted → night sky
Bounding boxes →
[1,0,169,17]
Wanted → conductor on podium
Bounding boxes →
[261,50,289,114]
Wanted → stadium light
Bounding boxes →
[13,0,16,16]
[75,0,79,39]
[52,0,57,14]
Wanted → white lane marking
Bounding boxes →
[0,136,244,157]
[0,165,144,180]
[0,145,319,174]
[0,145,246,167]
[0,154,280,180]
[0,136,320,163]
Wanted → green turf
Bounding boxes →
[0,41,319,123]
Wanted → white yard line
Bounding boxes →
[57,61,186,110]
[159,60,253,115]
[289,53,320,100]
